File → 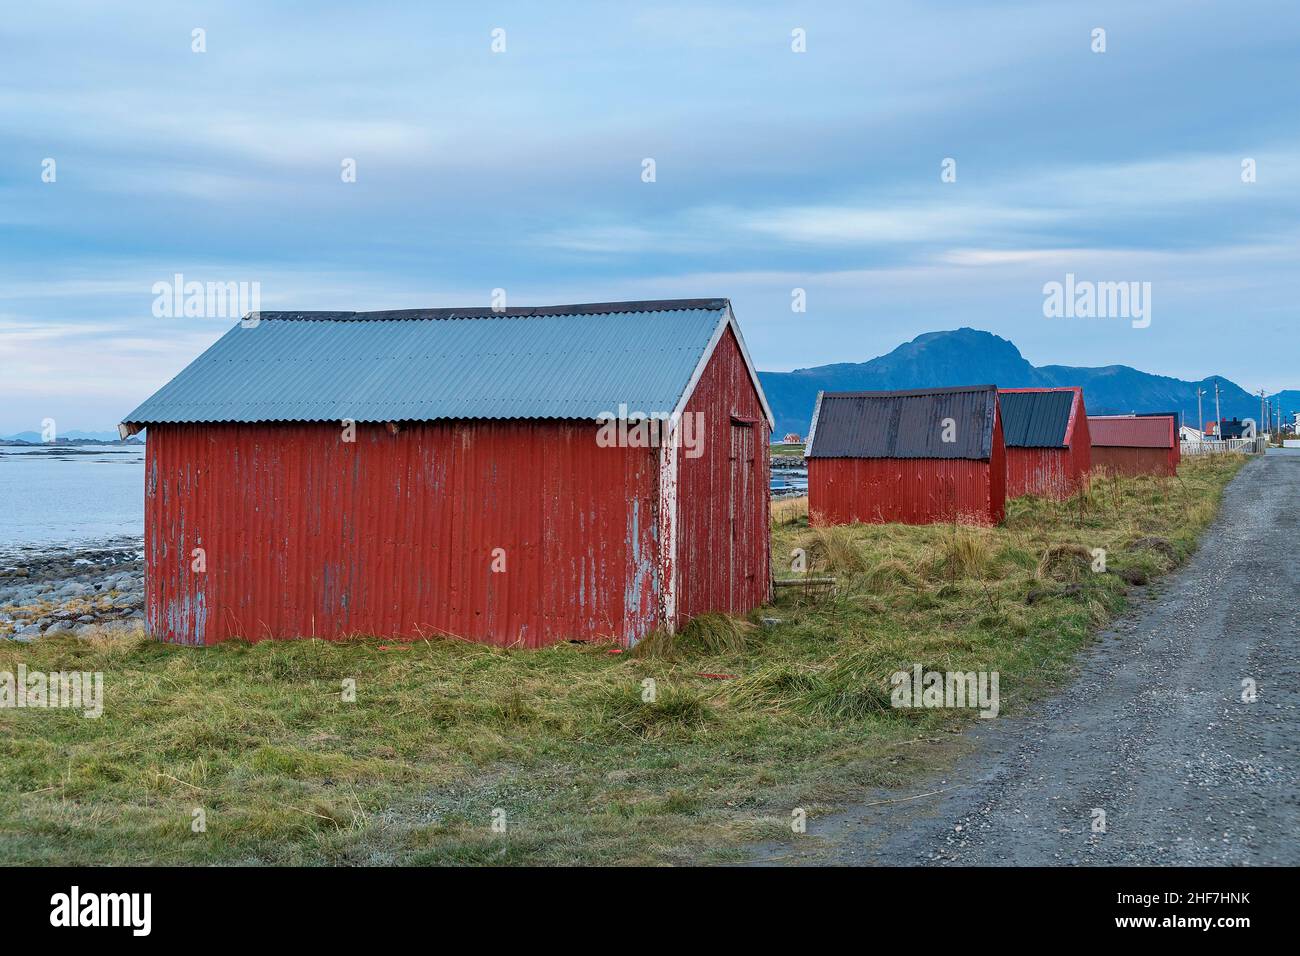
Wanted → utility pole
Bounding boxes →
[1196,386,1204,435]
[1214,380,1221,439]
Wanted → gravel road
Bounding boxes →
[759,451,1299,866]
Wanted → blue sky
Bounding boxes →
[2,0,1297,433]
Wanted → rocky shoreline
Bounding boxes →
[0,541,144,641]
[770,454,807,499]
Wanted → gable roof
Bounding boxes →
[998,387,1081,448]
[805,385,999,460]
[121,299,773,431]
[1088,415,1176,448]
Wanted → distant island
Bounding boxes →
[0,431,143,446]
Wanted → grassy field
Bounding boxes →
[0,456,1245,865]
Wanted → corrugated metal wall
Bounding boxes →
[808,458,1002,525]
[1006,448,1076,498]
[674,327,772,621]
[1074,411,1093,480]
[988,404,1006,521]
[1091,445,1179,478]
[1088,415,1176,448]
[145,421,661,647]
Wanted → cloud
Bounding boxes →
[3,0,1300,426]
[529,143,1300,268]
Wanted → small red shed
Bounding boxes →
[1088,415,1180,477]
[119,299,774,647]
[805,385,1005,526]
[998,387,1092,499]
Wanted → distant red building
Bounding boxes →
[805,385,1005,526]
[998,387,1092,499]
[1089,415,1180,477]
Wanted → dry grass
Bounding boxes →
[0,456,1246,866]
[770,495,808,527]
[935,523,995,579]
[792,525,870,575]
[633,613,757,660]
[1036,543,1095,582]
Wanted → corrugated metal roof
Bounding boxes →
[123,299,737,425]
[1089,415,1175,448]
[805,385,998,460]
[999,389,1076,448]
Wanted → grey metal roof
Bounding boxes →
[122,299,752,425]
[998,389,1076,448]
[805,386,998,460]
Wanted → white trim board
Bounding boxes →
[666,303,776,438]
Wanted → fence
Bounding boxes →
[1181,437,1267,456]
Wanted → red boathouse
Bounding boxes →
[998,387,1092,499]
[804,385,1006,526]
[1088,415,1180,477]
[119,299,773,647]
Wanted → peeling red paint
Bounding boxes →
[143,328,772,647]
[146,420,661,647]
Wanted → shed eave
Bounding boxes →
[665,303,775,436]
[804,390,825,459]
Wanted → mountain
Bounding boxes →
[759,328,1291,438]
